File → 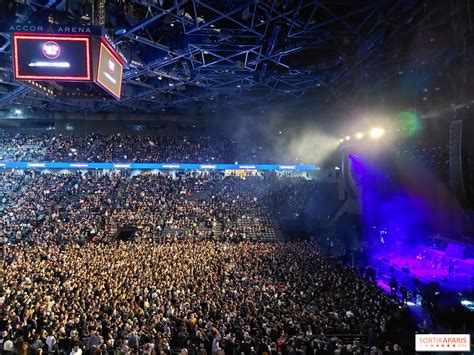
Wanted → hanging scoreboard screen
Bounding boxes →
[13,33,91,81]
[96,41,123,99]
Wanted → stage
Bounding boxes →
[370,242,474,294]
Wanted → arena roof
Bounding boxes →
[0,0,473,120]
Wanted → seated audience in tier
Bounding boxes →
[0,132,308,164]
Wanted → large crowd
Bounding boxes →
[0,171,295,244]
[0,130,413,354]
[0,169,408,354]
[1,238,406,355]
[0,133,305,164]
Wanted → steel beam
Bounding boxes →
[120,0,188,37]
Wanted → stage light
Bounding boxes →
[14,109,22,114]
[355,132,364,139]
[339,139,344,143]
[115,28,127,35]
[369,127,385,139]
[345,136,351,141]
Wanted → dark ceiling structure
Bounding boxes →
[0,0,473,119]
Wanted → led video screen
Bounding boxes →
[96,42,123,99]
[13,34,91,81]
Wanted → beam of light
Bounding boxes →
[369,127,385,139]
[345,136,351,141]
[355,132,364,139]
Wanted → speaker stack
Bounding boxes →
[449,120,469,205]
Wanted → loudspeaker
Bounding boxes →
[342,150,359,199]
[449,120,468,204]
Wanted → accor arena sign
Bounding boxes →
[2,24,103,36]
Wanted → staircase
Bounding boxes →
[212,220,223,240]
[114,179,128,209]
[271,219,286,242]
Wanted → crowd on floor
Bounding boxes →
[0,170,409,354]
[1,237,407,355]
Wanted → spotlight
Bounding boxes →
[339,139,344,143]
[345,136,351,141]
[355,132,364,139]
[114,28,127,35]
[369,127,385,139]
[14,109,22,114]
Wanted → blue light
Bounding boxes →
[200,164,216,169]
[115,28,127,35]
[0,161,317,171]
[113,164,131,169]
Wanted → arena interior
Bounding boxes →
[0,0,474,354]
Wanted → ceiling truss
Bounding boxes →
[0,0,470,115]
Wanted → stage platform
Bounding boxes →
[371,243,474,294]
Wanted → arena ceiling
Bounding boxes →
[0,0,473,118]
